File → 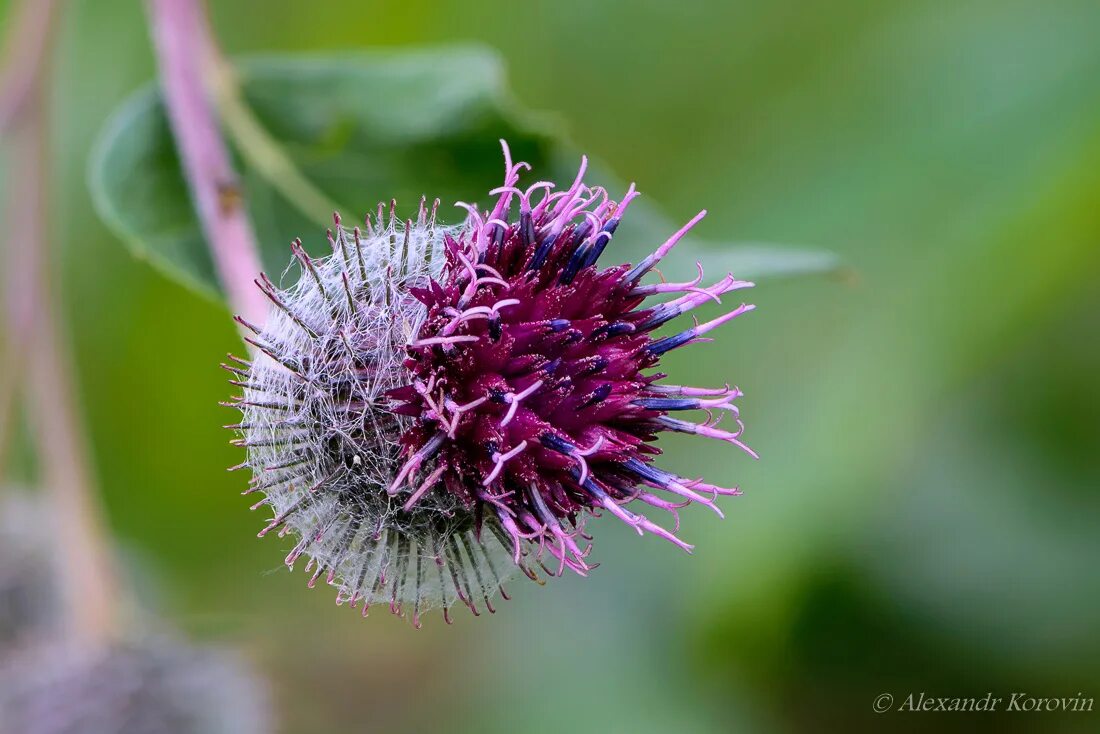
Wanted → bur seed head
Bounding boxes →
[228,141,756,625]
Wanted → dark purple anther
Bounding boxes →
[633,397,698,411]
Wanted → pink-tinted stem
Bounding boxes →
[1,7,119,645]
[0,0,59,134]
[145,0,268,326]
[0,0,60,466]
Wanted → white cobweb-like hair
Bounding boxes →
[227,200,521,625]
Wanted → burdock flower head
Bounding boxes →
[226,142,756,625]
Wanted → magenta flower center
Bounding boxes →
[387,146,756,580]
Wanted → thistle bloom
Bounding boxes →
[227,141,755,625]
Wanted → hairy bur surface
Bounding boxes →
[227,142,756,625]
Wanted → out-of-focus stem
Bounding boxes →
[25,169,121,646]
[145,0,268,326]
[1,21,119,645]
[0,142,33,473]
[0,0,62,471]
[0,0,59,135]
[0,137,31,474]
[206,52,342,229]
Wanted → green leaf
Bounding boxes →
[89,45,837,302]
[88,86,221,300]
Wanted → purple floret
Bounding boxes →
[388,143,756,579]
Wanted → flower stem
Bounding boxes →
[0,0,59,135]
[204,50,344,229]
[0,0,61,472]
[0,0,119,647]
[145,0,268,326]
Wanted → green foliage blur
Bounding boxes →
[4,0,1099,732]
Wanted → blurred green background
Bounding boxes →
[4,0,1100,731]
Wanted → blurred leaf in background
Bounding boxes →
[89,46,836,304]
